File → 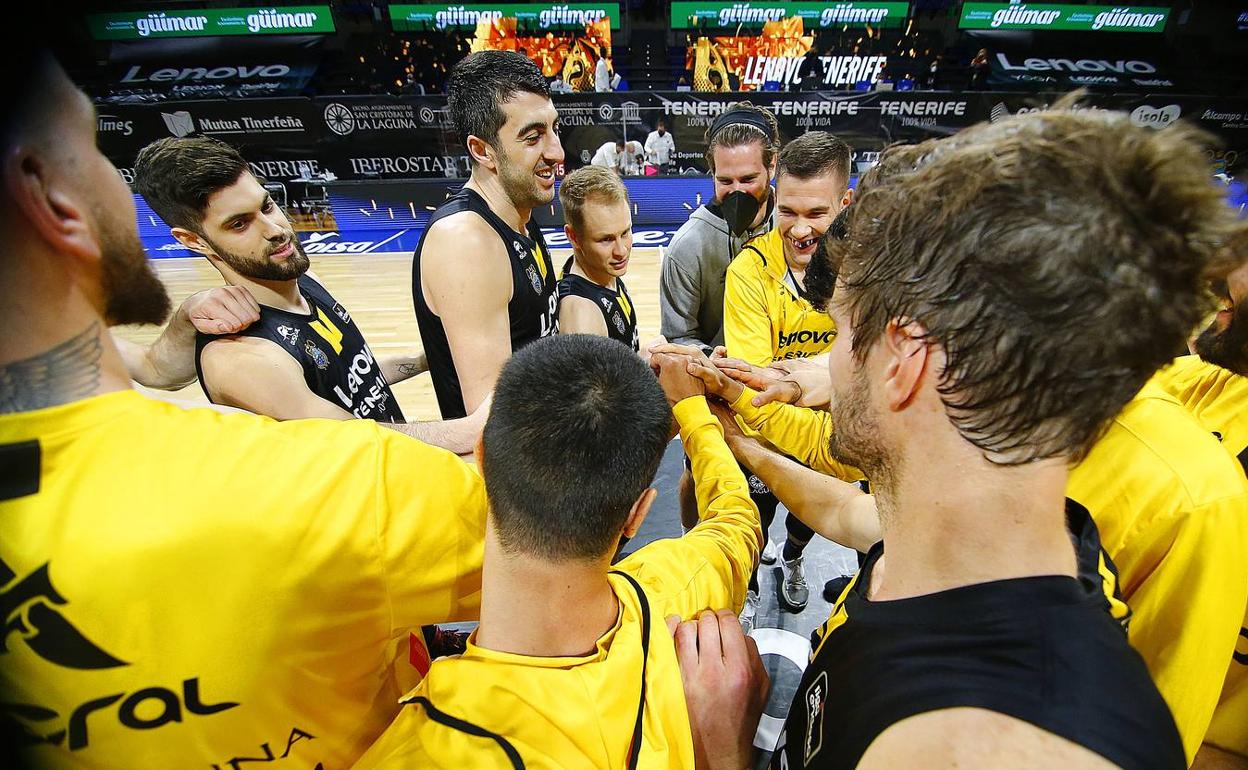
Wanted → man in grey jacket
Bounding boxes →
[660,102,780,353]
[660,103,781,541]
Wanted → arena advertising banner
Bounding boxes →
[390,3,621,30]
[98,91,1248,188]
[986,50,1174,90]
[88,7,336,40]
[670,2,908,29]
[958,4,1169,33]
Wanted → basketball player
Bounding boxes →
[723,131,857,625]
[556,165,638,350]
[660,102,780,532]
[124,137,485,454]
[412,51,561,422]
[704,186,1248,765]
[679,106,1241,768]
[0,53,489,768]
[353,334,763,768]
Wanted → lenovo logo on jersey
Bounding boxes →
[778,329,834,348]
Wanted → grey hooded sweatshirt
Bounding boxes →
[659,196,775,351]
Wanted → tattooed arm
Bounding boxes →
[0,324,102,414]
[379,351,428,384]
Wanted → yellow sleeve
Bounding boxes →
[1123,494,1248,764]
[730,387,864,482]
[375,431,489,629]
[723,255,776,367]
[615,396,761,618]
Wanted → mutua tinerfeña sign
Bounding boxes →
[389,3,621,30]
[87,6,335,39]
[959,4,1169,32]
[670,1,909,29]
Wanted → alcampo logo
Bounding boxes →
[245,8,321,32]
[136,12,208,37]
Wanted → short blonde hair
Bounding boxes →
[559,165,628,234]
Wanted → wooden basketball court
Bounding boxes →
[113,245,665,419]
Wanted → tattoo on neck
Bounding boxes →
[0,323,103,413]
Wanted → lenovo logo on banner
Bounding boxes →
[995,53,1157,75]
[120,64,293,83]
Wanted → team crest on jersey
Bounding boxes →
[612,312,626,335]
[526,264,543,294]
[804,670,828,764]
[304,340,330,370]
[332,303,351,323]
[277,325,300,346]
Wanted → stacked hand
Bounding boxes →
[646,343,745,404]
[667,610,770,770]
[182,286,261,335]
[714,355,832,409]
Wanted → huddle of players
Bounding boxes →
[2,45,1246,770]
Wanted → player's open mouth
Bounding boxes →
[536,168,555,185]
[790,236,818,252]
[610,257,629,271]
[270,241,294,259]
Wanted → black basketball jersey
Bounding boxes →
[194,275,404,423]
[557,265,639,352]
[772,500,1184,770]
[412,187,558,419]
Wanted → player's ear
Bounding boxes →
[4,145,99,266]
[171,227,215,258]
[621,487,657,538]
[466,135,496,171]
[841,187,854,209]
[881,318,928,411]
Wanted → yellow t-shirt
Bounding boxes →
[727,387,864,483]
[0,390,488,769]
[723,228,838,367]
[352,397,762,769]
[1155,354,1248,466]
[1068,379,1248,763]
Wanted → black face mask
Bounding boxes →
[720,190,761,237]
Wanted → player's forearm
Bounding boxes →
[383,408,486,456]
[729,388,863,481]
[380,351,428,384]
[114,305,198,390]
[677,396,762,549]
[732,439,879,553]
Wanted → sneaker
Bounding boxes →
[780,556,809,611]
[759,540,777,565]
[823,575,853,604]
[740,590,759,635]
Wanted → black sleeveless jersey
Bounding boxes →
[412,187,558,419]
[194,275,404,423]
[557,264,639,352]
[772,500,1184,770]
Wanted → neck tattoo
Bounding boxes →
[0,323,103,414]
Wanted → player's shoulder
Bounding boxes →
[859,709,1121,770]
[199,333,294,373]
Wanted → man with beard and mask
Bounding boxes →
[660,102,779,355]
[659,106,1247,769]
[125,137,485,456]
[413,51,561,421]
[722,131,857,627]
[660,102,779,532]
[0,52,489,769]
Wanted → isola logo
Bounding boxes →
[0,554,239,749]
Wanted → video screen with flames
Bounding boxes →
[687,16,813,91]
[471,16,613,92]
